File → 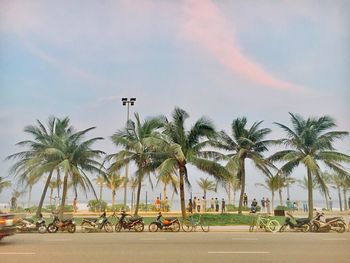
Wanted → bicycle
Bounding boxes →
[249,214,280,233]
[182,214,209,232]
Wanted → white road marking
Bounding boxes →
[322,238,347,241]
[45,239,72,242]
[140,238,167,241]
[232,238,258,240]
[0,252,36,255]
[208,251,270,254]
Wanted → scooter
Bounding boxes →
[16,214,47,233]
[148,212,180,232]
[81,211,113,233]
[114,211,144,232]
[311,211,346,233]
[279,212,311,232]
[47,213,76,233]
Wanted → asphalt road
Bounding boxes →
[1,232,349,263]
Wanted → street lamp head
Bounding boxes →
[130,98,136,102]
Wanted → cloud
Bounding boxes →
[182,0,302,91]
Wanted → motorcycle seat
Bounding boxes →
[129,217,142,221]
[296,218,310,224]
[325,217,340,222]
[164,217,177,221]
[83,217,98,222]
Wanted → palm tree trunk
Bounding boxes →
[163,183,167,211]
[324,193,329,210]
[271,191,275,212]
[228,181,231,205]
[60,172,69,220]
[179,166,186,218]
[28,185,32,208]
[307,168,313,219]
[134,178,142,216]
[233,190,236,207]
[343,188,348,210]
[238,158,245,214]
[50,188,53,206]
[112,189,116,206]
[36,170,53,217]
[278,189,283,206]
[337,186,343,211]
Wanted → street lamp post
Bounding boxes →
[121,97,136,211]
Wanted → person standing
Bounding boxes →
[188,199,193,213]
[73,198,78,213]
[210,198,215,212]
[215,198,219,212]
[250,198,258,213]
[286,198,292,210]
[265,197,271,214]
[155,197,161,211]
[329,197,333,211]
[193,197,197,213]
[197,197,201,213]
[201,196,206,213]
[261,197,266,213]
[221,198,226,213]
[243,193,248,207]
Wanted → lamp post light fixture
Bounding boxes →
[121,97,136,210]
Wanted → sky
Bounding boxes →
[0,0,349,208]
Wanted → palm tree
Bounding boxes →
[149,107,228,218]
[212,117,274,214]
[269,113,350,218]
[94,175,106,202]
[23,173,41,208]
[105,172,125,206]
[107,113,162,216]
[256,172,295,211]
[197,177,216,199]
[157,171,178,210]
[329,172,348,211]
[0,177,11,195]
[128,177,138,211]
[225,162,240,205]
[48,178,62,206]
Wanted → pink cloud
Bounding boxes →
[183,0,301,91]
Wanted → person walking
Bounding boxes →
[243,193,248,207]
[201,196,206,213]
[210,198,215,212]
[73,198,78,213]
[221,198,226,213]
[265,197,271,214]
[215,198,219,212]
[261,197,266,213]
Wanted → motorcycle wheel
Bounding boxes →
[115,223,123,232]
[148,222,158,232]
[47,223,58,233]
[311,223,320,232]
[335,222,346,233]
[134,222,144,232]
[267,220,280,233]
[38,225,47,234]
[81,222,92,233]
[104,222,113,233]
[279,224,288,232]
[182,219,193,232]
[172,222,181,232]
[301,224,310,232]
[67,224,76,233]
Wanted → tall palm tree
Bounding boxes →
[94,175,106,202]
[225,162,240,205]
[212,117,274,214]
[0,177,11,195]
[107,113,162,216]
[105,172,125,206]
[269,113,350,218]
[256,172,295,211]
[48,178,62,206]
[197,177,216,199]
[329,172,348,211]
[23,173,41,208]
[157,171,178,209]
[148,107,228,218]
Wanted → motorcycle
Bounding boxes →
[311,211,346,233]
[47,213,76,233]
[16,214,47,233]
[279,212,311,232]
[81,211,113,233]
[115,211,144,232]
[148,212,180,232]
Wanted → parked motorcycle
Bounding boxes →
[47,213,76,233]
[148,212,180,232]
[311,211,346,233]
[16,214,47,233]
[115,211,144,232]
[81,211,113,233]
[279,212,311,232]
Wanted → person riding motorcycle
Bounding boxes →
[250,199,258,213]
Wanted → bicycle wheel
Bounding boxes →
[279,224,288,232]
[267,220,280,233]
[104,222,113,233]
[182,218,193,232]
[335,222,346,233]
[81,222,92,233]
[200,219,209,232]
[115,222,123,232]
[172,222,181,232]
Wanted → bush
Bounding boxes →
[106,204,130,212]
[275,205,290,211]
[226,204,253,212]
[87,200,107,212]
[136,203,156,212]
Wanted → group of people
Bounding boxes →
[247,194,271,214]
[187,197,226,214]
[155,197,170,212]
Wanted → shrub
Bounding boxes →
[106,204,130,212]
[87,200,107,212]
[275,205,290,211]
